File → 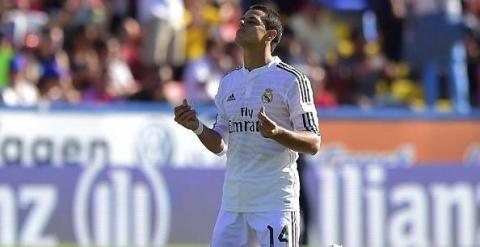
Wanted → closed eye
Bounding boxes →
[240,17,261,26]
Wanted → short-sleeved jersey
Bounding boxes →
[212,56,320,212]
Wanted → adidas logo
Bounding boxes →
[227,93,236,101]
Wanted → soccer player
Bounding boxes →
[174,4,321,247]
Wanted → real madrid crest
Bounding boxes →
[262,88,273,103]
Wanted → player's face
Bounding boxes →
[235,9,270,49]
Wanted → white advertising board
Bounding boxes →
[0,110,225,167]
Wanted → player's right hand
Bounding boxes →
[174,99,199,130]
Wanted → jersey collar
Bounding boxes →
[241,56,282,77]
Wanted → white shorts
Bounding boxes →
[211,210,300,247]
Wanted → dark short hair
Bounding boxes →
[249,4,283,52]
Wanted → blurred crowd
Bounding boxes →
[0,0,479,113]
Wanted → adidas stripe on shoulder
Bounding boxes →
[276,62,312,103]
[301,112,319,135]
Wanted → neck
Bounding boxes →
[243,46,273,71]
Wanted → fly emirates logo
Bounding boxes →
[228,107,260,134]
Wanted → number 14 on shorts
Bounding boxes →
[267,225,288,244]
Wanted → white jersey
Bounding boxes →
[212,56,320,212]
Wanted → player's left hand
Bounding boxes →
[258,106,281,138]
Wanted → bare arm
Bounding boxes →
[271,128,321,155]
[195,124,226,154]
[174,99,226,154]
[258,106,321,155]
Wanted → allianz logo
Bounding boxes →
[73,165,171,246]
[313,165,480,247]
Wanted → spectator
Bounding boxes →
[465,32,480,107]
[68,25,100,93]
[217,1,243,43]
[37,71,63,103]
[184,0,221,60]
[95,38,139,99]
[160,64,185,104]
[129,66,167,102]
[465,0,480,108]
[119,18,144,81]
[289,3,339,61]
[391,0,470,113]
[37,26,80,103]
[3,0,48,47]
[369,0,404,61]
[1,54,39,106]
[0,33,15,89]
[311,66,337,108]
[0,0,477,112]
[182,39,226,105]
[82,66,116,103]
[138,0,186,66]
